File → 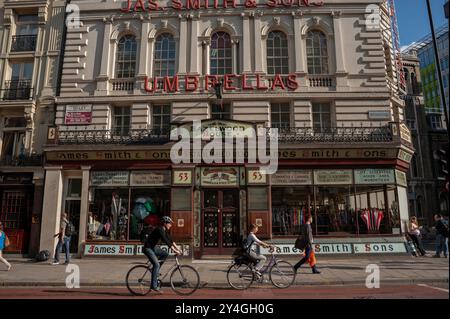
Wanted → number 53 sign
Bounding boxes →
[173,170,193,185]
[247,169,267,184]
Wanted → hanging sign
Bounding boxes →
[130,171,171,186]
[395,170,408,187]
[65,105,92,125]
[354,169,395,185]
[173,170,193,185]
[247,168,267,184]
[90,171,129,186]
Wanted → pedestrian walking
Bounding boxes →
[433,214,449,258]
[52,212,73,265]
[294,214,320,274]
[408,216,426,256]
[0,222,11,271]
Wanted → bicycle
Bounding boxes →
[126,254,200,296]
[227,246,296,290]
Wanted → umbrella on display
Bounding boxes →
[132,203,150,220]
[144,214,159,226]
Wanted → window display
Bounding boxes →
[272,187,313,236]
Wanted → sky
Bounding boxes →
[396,0,448,48]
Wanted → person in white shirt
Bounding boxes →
[246,224,273,275]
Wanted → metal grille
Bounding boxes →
[1,191,27,230]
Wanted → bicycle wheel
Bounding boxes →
[227,263,255,290]
[269,260,296,289]
[170,265,200,296]
[126,265,152,296]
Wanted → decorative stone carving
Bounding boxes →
[217,18,224,27]
[161,19,168,28]
[312,17,320,26]
[273,17,281,25]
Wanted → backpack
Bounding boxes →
[36,250,50,262]
[139,226,154,244]
[443,222,449,238]
[65,221,75,237]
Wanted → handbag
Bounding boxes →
[295,234,306,250]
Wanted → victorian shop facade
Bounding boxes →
[41,0,415,258]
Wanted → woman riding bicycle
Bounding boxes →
[143,216,182,293]
[246,224,274,276]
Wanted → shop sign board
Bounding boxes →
[398,149,413,163]
[400,124,412,144]
[172,170,193,185]
[278,149,397,160]
[91,171,129,186]
[46,150,171,161]
[135,245,190,256]
[247,168,267,184]
[354,169,395,185]
[368,111,391,120]
[395,170,408,187]
[353,243,407,254]
[271,170,313,185]
[84,244,135,256]
[314,170,353,185]
[130,171,171,186]
[201,167,239,186]
[65,105,92,125]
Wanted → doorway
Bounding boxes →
[202,189,240,254]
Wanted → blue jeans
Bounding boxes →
[435,234,449,257]
[143,247,169,289]
[54,236,71,263]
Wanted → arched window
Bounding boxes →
[154,33,176,77]
[116,35,137,78]
[306,30,329,75]
[210,32,232,75]
[266,31,289,74]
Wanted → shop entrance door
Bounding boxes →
[202,189,240,255]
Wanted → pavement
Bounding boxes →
[0,253,448,288]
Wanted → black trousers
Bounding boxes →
[409,234,426,256]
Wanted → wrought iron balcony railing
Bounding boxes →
[11,35,37,52]
[0,154,43,166]
[1,80,33,100]
[269,126,393,143]
[57,128,171,145]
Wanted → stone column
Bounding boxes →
[178,15,188,75]
[137,18,150,77]
[77,166,91,255]
[294,13,306,74]
[202,40,210,76]
[189,17,199,74]
[242,13,251,73]
[332,11,349,89]
[253,13,263,73]
[96,18,113,95]
[231,39,238,74]
[39,167,64,255]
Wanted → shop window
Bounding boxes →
[210,103,231,120]
[153,33,176,77]
[354,185,398,234]
[152,104,171,133]
[129,188,170,241]
[312,102,331,133]
[65,178,81,253]
[266,31,289,75]
[210,32,232,75]
[306,30,329,75]
[248,188,268,211]
[0,191,28,230]
[172,188,191,211]
[112,106,131,136]
[272,187,314,237]
[271,103,291,129]
[1,131,25,163]
[116,35,137,79]
[89,189,130,241]
[315,186,356,235]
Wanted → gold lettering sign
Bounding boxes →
[355,169,395,185]
[277,149,397,159]
[400,124,412,144]
[46,150,171,161]
[173,170,193,185]
[130,171,171,186]
[395,170,408,187]
[271,170,313,185]
[91,171,129,186]
[314,170,353,185]
[247,169,267,184]
[201,167,238,186]
[398,149,413,163]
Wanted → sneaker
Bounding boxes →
[312,269,321,274]
[51,261,60,265]
[152,288,163,294]
[63,261,70,265]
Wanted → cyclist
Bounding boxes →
[143,216,182,292]
[246,224,274,276]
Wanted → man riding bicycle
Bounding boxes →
[143,216,182,293]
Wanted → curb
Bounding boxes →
[0,278,448,288]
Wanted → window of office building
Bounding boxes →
[306,30,329,74]
[312,103,331,133]
[116,35,137,78]
[153,33,176,77]
[112,106,131,136]
[152,104,171,132]
[211,103,231,120]
[266,31,289,75]
[271,103,291,129]
[210,32,232,75]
